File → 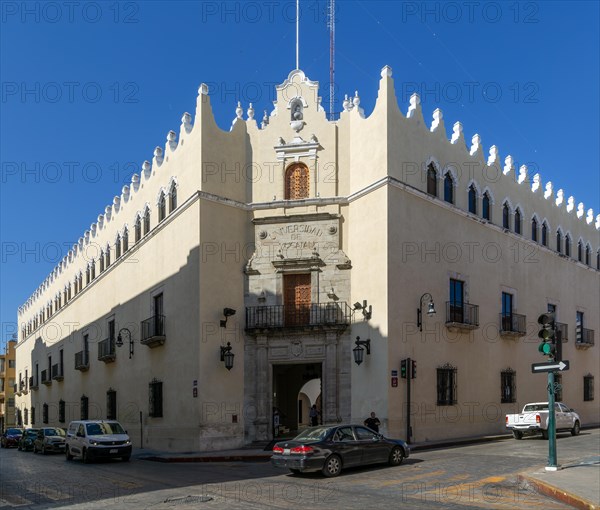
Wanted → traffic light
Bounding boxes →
[537,313,556,359]
[400,359,407,379]
[411,360,417,379]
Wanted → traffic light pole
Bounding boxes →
[406,357,412,444]
[546,370,558,470]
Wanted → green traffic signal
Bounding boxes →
[537,313,556,358]
[538,342,552,355]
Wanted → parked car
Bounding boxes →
[271,425,410,477]
[1,428,24,448]
[506,402,581,439]
[65,420,132,463]
[33,427,66,454]
[17,428,39,451]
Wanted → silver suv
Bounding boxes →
[66,420,132,462]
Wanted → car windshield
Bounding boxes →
[26,430,38,436]
[46,428,65,436]
[7,428,22,435]
[293,427,332,441]
[86,422,125,435]
[523,404,549,412]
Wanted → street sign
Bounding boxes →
[531,360,569,373]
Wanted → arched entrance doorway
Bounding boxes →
[272,362,321,437]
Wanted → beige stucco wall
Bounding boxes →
[15,68,599,450]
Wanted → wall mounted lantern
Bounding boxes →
[417,293,436,331]
[116,328,134,359]
[220,342,234,370]
[353,336,371,365]
[220,308,236,328]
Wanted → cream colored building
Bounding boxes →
[15,68,599,450]
[1,339,17,431]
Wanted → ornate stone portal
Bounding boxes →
[244,213,352,441]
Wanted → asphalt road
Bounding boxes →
[2,429,597,509]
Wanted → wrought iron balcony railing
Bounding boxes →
[576,327,595,348]
[140,314,166,348]
[556,322,568,342]
[41,369,52,385]
[499,312,527,336]
[98,338,116,362]
[51,363,64,381]
[246,302,352,332]
[445,302,479,329]
[74,350,89,371]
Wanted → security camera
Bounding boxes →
[223,308,236,317]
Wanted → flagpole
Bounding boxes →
[296,0,299,69]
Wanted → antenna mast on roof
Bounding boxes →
[296,0,300,69]
[327,0,335,120]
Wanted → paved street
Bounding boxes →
[1,429,598,509]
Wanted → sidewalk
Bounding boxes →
[134,430,600,509]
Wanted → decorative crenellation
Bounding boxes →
[18,81,212,323]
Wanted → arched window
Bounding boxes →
[123,228,129,253]
[577,241,583,262]
[105,245,111,267]
[502,202,510,229]
[427,164,437,197]
[135,216,141,242]
[531,217,538,242]
[514,208,522,235]
[585,245,591,266]
[556,230,562,253]
[169,182,177,212]
[565,235,571,257]
[143,207,151,234]
[158,192,166,222]
[285,163,310,200]
[444,173,454,203]
[468,185,477,214]
[541,222,548,246]
[482,192,491,220]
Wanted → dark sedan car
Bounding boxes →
[1,428,24,448]
[271,425,410,477]
[34,427,66,454]
[18,428,39,451]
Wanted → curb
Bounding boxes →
[517,474,598,510]
[139,454,271,463]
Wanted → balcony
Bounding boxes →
[576,328,595,349]
[74,350,89,371]
[140,314,166,348]
[29,376,38,391]
[51,363,64,381]
[499,313,527,337]
[41,369,52,386]
[246,303,352,334]
[445,302,479,330]
[556,322,568,343]
[98,338,116,362]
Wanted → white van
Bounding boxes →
[66,420,132,462]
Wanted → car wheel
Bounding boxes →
[512,430,523,440]
[541,430,549,440]
[66,446,73,461]
[322,454,342,477]
[389,446,404,466]
[571,421,580,436]
[82,448,91,464]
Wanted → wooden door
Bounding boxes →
[284,274,311,326]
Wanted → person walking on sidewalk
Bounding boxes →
[364,411,381,432]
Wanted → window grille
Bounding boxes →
[584,374,594,401]
[81,395,89,420]
[107,389,117,420]
[149,378,163,418]
[437,363,457,406]
[43,403,49,424]
[501,369,516,403]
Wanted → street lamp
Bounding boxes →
[220,308,236,328]
[220,342,234,370]
[116,328,134,359]
[353,336,371,365]
[417,293,436,332]
[353,300,372,320]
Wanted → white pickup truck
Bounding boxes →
[505,402,581,439]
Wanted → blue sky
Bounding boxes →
[1,0,599,348]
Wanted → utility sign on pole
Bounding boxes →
[531,360,570,373]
